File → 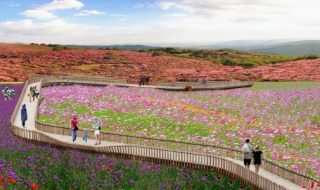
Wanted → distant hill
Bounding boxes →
[68,44,161,50]
[251,40,320,55]
[0,43,320,82]
[198,39,292,51]
[191,40,320,55]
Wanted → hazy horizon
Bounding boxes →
[1,0,320,45]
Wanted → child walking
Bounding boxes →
[93,118,101,145]
[83,128,88,143]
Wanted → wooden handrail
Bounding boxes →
[9,125,288,190]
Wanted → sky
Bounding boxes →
[0,0,320,45]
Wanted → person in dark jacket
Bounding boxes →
[252,145,263,173]
[21,104,27,128]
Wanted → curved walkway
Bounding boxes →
[13,82,304,190]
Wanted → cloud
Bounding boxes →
[0,19,98,35]
[21,10,57,20]
[153,0,284,18]
[160,13,186,18]
[7,1,21,7]
[74,10,106,16]
[133,2,154,9]
[110,14,126,17]
[21,0,84,20]
[133,3,145,9]
[232,17,269,23]
[38,0,83,11]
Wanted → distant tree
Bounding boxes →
[104,52,114,60]
[52,45,64,51]
[30,43,38,45]
[222,59,237,66]
[139,49,149,53]
[191,50,205,58]
[152,51,164,56]
[40,43,47,46]
[113,47,121,50]
[165,47,182,54]
[305,54,318,59]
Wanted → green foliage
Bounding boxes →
[272,134,288,144]
[222,59,237,66]
[249,82,319,91]
[113,46,121,50]
[138,49,150,53]
[104,52,114,60]
[152,51,166,56]
[142,47,310,68]
[296,54,319,60]
[48,44,75,51]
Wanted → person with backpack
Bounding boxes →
[93,118,101,145]
[241,139,253,169]
[21,104,27,128]
[252,145,263,173]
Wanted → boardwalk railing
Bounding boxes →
[10,75,317,190]
[9,127,288,190]
[37,75,127,87]
[33,74,254,90]
[156,81,254,90]
[35,117,318,189]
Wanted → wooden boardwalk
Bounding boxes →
[12,81,305,190]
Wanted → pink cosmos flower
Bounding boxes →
[291,165,299,170]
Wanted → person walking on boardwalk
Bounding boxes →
[27,90,32,102]
[139,75,143,86]
[32,88,36,101]
[241,139,253,169]
[93,118,101,145]
[21,104,27,128]
[70,116,78,142]
[82,127,88,143]
[252,145,263,173]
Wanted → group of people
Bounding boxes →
[242,139,263,173]
[2,86,16,100]
[139,75,150,86]
[199,77,207,85]
[28,86,39,102]
[70,116,101,145]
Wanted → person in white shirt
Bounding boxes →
[93,118,101,145]
[242,139,253,169]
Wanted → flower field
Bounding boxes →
[1,84,248,189]
[39,82,320,180]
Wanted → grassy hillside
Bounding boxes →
[1,43,320,82]
[137,48,317,68]
[68,44,161,50]
[252,40,320,55]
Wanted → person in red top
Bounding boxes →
[71,116,78,142]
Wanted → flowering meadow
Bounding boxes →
[39,83,320,180]
[0,84,248,190]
